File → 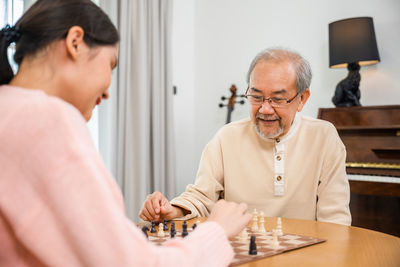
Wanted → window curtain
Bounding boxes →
[98,0,175,220]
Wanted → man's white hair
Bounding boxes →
[246,47,312,94]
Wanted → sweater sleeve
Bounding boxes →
[316,124,352,225]
[170,135,225,220]
[0,98,233,267]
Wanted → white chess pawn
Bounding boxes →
[271,229,280,249]
[157,223,165,237]
[259,216,266,233]
[252,208,258,217]
[276,217,283,236]
[251,213,258,232]
[239,228,248,242]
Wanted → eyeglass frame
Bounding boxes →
[244,87,299,107]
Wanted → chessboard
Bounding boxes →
[142,218,326,267]
[229,229,325,266]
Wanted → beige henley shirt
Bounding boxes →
[171,114,351,225]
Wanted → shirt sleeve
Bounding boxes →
[316,124,352,225]
[2,99,233,267]
[170,134,225,220]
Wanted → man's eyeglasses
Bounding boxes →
[245,88,299,108]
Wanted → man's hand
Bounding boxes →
[139,191,186,222]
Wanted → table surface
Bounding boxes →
[140,217,400,267]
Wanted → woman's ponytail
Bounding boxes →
[0,25,21,85]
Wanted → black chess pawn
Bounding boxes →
[141,225,149,238]
[249,235,257,255]
[182,221,188,237]
[170,221,176,236]
[170,230,176,238]
[192,223,197,230]
[163,219,169,231]
[150,220,156,233]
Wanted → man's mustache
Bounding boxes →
[256,114,280,121]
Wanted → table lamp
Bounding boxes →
[329,17,380,107]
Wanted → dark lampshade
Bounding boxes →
[329,17,380,68]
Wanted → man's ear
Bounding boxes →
[65,26,85,61]
[297,89,310,112]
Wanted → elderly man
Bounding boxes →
[140,48,351,226]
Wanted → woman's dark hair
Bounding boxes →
[0,0,119,85]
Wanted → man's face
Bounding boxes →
[248,60,310,139]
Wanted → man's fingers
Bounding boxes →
[151,195,162,214]
[139,208,151,221]
[139,213,149,222]
[141,207,156,221]
[140,192,169,222]
[159,200,166,213]
[145,197,158,218]
[160,200,172,214]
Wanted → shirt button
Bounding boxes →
[276,155,281,161]
[277,176,282,181]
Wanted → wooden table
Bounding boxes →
[140,217,400,267]
[237,217,400,267]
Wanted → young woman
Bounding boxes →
[0,1,251,266]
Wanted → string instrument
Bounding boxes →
[219,84,245,124]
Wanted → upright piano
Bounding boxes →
[318,105,400,236]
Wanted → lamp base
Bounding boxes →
[332,62,361,107]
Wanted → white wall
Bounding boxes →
[172,0,400,193]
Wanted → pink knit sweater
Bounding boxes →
[0,85,233,267]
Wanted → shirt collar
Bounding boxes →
[275,113,300,143]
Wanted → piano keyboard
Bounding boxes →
[348,174,400,184]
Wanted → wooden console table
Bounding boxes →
[318,105,400,237]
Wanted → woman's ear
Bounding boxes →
[65,26,85,61]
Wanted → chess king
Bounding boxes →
[140,48,351,226]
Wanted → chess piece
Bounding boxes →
[252,208,258,218]
[192,223,197,230]
[158,223,165,237]
[182,221,188,237]
[196,220,201,225]
[271,229,280,249]
[239,227,248,243]
[259,216,266,233]
[141,225,149,238]
[170,230,175,238]
[170,221,176,236]
[163,219,169,231]
[276,217,283,236]
[251,213,258,232]
[150,220,156,233]
[249,235,257,255]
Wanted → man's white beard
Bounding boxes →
[254,122,283,139]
